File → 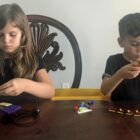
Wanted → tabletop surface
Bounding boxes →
[0,100,140,140]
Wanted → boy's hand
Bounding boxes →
[117,63,140,79]
[132,59,140,67]
[0,78,25,96]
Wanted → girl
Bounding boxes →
[0,3,55,101]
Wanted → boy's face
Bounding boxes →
[118,36,140,61]
[0,22,22,53]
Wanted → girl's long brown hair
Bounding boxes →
[0,3,38,79]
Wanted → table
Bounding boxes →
[0,100,140,140]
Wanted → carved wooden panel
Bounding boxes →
[27,15,82,88]
[29,22,65,72]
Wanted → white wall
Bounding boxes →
[1,0,140,88]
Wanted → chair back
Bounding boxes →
[27,15,82,88]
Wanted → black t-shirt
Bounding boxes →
[103,53,140,101]
[0,56,46,104]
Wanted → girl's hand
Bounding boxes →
[117,63,140,79]
[0,78,25,96]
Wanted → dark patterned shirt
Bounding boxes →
[0,56,46,104]
[103,53,140,101]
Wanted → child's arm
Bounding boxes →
[101,71,124,98]
[101,63,140,98]
[23,68,55,98]
[0,69,55,99]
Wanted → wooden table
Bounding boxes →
[0,100,140,140]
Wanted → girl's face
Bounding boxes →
[118,36,140,61]
[0,22,22,53]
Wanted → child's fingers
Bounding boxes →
[0,82,12,91]
[0,86,16,96]
[132,59,140,66]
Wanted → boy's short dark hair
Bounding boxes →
[119,13,140,38]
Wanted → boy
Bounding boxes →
[101,13,140,101]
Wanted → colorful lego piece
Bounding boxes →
[87,101,94,106]
[0,104,21,114]
[134,109,140,116]
[108,107,117,113]
[74,104,79,112]
[117,108,124,114]
[78,107,92,114]
[125,109,133,116]
[108,105,140,117]
[74,101,94,114]
[0,102,12,107]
